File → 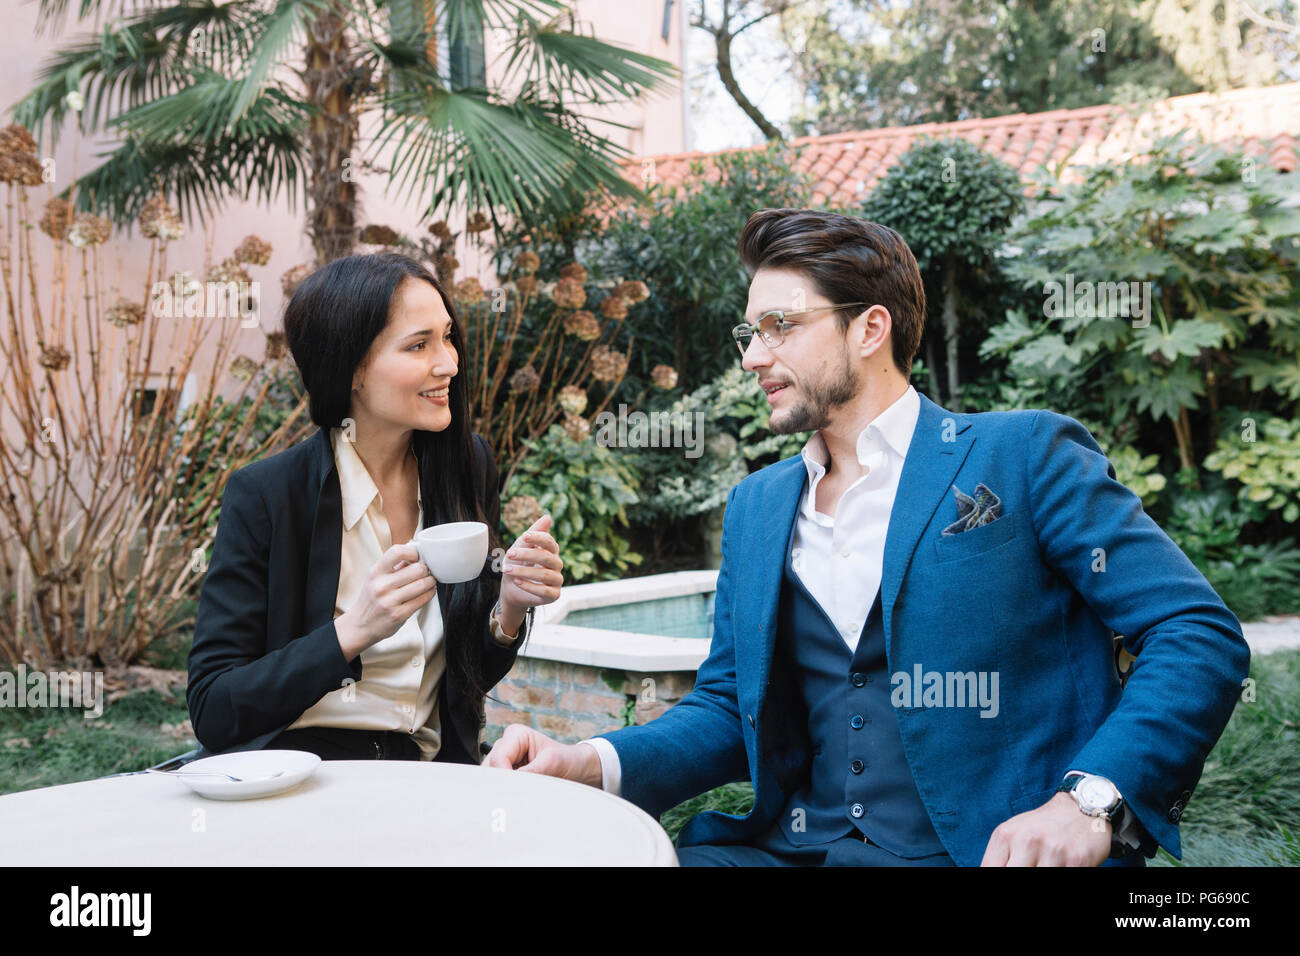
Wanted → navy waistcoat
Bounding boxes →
[772,530,950,859]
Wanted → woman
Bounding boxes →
[186,252,563,763]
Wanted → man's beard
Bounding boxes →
[770,351,861,435]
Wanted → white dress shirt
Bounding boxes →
[287,427,446,759]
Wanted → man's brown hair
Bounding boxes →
[737,208,926,375]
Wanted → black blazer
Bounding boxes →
[186,426,525,763]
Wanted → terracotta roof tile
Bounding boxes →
[619,83,1300,202]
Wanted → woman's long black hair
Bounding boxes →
[282,252,500,703]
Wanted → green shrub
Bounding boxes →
[861,136,1025,409]
[1163,485,1300,620]
[629,363,809,524]
[502,423,642,582]
[1204,411,1300,524]
[983,131,1300,476]
[585,142,813,392]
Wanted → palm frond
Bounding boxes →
[439,0,567,46]
[373,77,641,225]
[15,0,262,143]
[504,14,679,104]
[110,71,311,145]
[227,0,328,125]
[34,0,139,36]
[71,110,308,227]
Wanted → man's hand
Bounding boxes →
[483,725,604,789]
[980,792,1112,866]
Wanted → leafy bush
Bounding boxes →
[629,363,810,524]
[983,131,1300,476]
[1204,411,1300,524]
[1102,444,1168,507]
[502,423,642,582]
[860,136,1024,408]
[585,142,814,391]
[1163,485,1300,620]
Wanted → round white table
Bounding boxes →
[0,761,678,866]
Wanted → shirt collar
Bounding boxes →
[799,384,920,481]
[330,428,421,532]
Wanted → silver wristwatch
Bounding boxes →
[1058,772,1124,821]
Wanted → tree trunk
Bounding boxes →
[943,259,960,411]
[713,21,783,142]
[1173,406,1197,480]
[924,331,942,404]
[304,6,360,265]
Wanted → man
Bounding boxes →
[486,208,1250,866]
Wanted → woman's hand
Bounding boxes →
[334,543,438,660]
[499,515,564,622]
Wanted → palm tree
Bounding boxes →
[15,0,677,263]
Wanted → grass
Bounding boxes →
[660,649,1300,867]
[0,681,195,796]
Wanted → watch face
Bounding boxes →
[1078,776,1118,811]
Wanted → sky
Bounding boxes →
[682,5,800,151]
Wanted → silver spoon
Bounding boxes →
[146,768,286,782]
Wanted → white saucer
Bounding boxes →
[165,750,321,801]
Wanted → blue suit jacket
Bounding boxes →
[598,393,1250,865]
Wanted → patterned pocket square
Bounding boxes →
[942,482,1003,536]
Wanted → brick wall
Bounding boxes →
[486,657,698,744]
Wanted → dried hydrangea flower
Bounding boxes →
[551,277,586,310]
[651,364,678,389]
[38,346,71,371]
[589,345,628,383]
[67,213,112,248]
[0,124,37,157]
[429,220,453,241]
[206,258,251,285]
[264,330,287,361]
[0,153,43,186]
[105,298,145,328]
[229,355,259,381]
[502,495,544,535]
[558,262,588,284]
[281,264,311,297]
[38,198,74,241]
[465,211,491,233]
[562,413,590,442]
[233,235,272,266]
[360,224,400,246]
[558,384,587,416]
[563,309,600,341]
[0,124,42,185]
[139,196,184,242]
[454,277,486,305]
[510,364,540,394]
[437,253,459,276]
[515,275,539,295]
[514,251,541,274]
[613,280,650,304]
[598,295,627,321]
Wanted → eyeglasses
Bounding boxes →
[731,303,872,356]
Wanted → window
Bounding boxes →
[389,0,486,89]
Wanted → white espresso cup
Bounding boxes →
[411,521,490,584]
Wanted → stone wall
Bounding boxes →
[486,657,698,744]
